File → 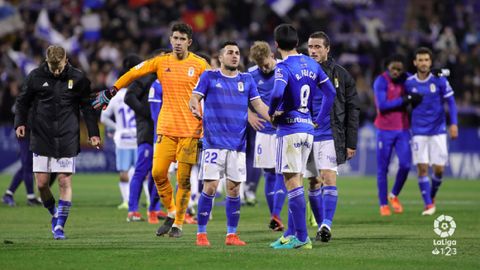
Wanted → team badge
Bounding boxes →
[334,77,339,88]
[238,82,244,92]
[430,83,436,93]
[68,79,73,89]
[188,67,195,77]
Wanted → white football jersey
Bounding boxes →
[100,88,137,149]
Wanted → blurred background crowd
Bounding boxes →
[1,0,479,126]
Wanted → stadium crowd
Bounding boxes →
[1,0,479,125]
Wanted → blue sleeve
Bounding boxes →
[248,75,260,100]
[313,76,335,125]
[446,95,458,125]
[268,67,288,116]
[193,72,210,97]
[440,77,454,98]
[149,81,162,124]
[373,76,404,112]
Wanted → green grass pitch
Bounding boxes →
[0,173,478,270]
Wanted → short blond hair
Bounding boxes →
[46,45,66,64]
[249,41,272,64]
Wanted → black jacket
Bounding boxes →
[124,74,156,145]
[14,62,99,158]
[321,57,360,165]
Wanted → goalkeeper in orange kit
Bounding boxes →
[93,23,210,238]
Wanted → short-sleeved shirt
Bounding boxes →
[248,65,277,135]
[193,70,260,152]
[270,54,329,137]
[101,88,137,149]
[405,73,454,135]
[114,52,210,138]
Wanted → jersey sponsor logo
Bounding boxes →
[293,141,311,148]
[430,83,436,93]
[42,82,49,87]
[188,67,195,77]
[58,158,72,168]
[238,82,244,92]
[68,79,73,89]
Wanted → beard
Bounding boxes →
[392,72,407,84]
[224,64,238,71]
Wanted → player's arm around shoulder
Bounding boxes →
[247,74,271,123]
[189,71,210,120]
[114,56,162,91]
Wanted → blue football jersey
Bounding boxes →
[148,79,162,139]
[193,70,260,152]
[269,54,330,137]
[249,65,276,135]
[311,88,333,141]
[405,73,454,135]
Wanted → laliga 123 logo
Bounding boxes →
[434,215,456,238]
[432,215,457,256]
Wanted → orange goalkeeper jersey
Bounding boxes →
[114,52,209,138]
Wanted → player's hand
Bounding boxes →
[402,93,423,107]
[248,110,267,131]
[346,148,356,160]
[448,124,458,140]
[92,87,117,110]
[189,102,202,120]
[89,136,101,149]
[431,68,450,77]
[16,126,26,138]
[270,111,283,127]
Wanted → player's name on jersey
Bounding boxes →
[295,69,318,81]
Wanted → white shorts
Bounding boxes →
[305,140,338,178]
[412,134,448,166]
[32,153,76,173]
[254,132,277,169]
[276,133,313,174]
[200,149,246,182]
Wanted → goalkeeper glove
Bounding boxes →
[92,86,118,110]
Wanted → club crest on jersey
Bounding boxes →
[238,82,244,92]
[188,67,195,77]
[430,83,436,93]
[68,79,73,89]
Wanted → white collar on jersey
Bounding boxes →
[414,73,432,83]
[282,54,303,61]
[219,69,239,78]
